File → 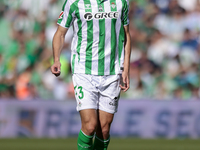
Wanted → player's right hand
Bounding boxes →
[51,61,61,77]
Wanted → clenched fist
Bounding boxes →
[51,61,61,77]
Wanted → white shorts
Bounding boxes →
[72,74,121,114]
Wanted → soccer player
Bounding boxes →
[51,0,131,149]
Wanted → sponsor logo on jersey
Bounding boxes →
[109,97,118,106]
[58,11,64,19]
[85,4,91,9]
[84,12,119,21]
[84,13,93,21]
[111,2,116,9]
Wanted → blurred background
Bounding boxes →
[1,0,200,149]
[0,0,200,100]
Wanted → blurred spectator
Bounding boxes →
[0,0,200,100]
[147,30,179,64]
[181,29,199,50]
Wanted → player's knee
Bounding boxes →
[101,125,110,137]
[86,125,96,135]
[84,122,97,135]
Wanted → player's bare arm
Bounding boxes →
[51,25,68,77]
[120,25,131,92]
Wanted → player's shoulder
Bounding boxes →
[62,0,80,10]
[119,0,129,8]
[63,0,79,6]
[65,0,80,4]
[120,0,129,4]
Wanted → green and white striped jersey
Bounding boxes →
[57,0,129,75]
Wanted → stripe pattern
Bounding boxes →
[58,0,129,75]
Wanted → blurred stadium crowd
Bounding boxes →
[0,0,200,100]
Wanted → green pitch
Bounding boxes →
[0,138,200,150]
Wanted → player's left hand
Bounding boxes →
[120,71,130,92]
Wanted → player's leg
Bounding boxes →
[72,74,99,150]
[93,74,121,150]
[93,110,114,150]
[78,109,97,150]
[80,109,97,136]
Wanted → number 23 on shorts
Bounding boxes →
[74,86,84,99]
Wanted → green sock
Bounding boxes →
[93,134,110,150]
[77,130,94,150]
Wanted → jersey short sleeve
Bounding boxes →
[122,0,129,26]
[57,0,75,28]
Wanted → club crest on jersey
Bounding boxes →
[84,12,119,21]
[111,2,116,9]
[58,11,64,19]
